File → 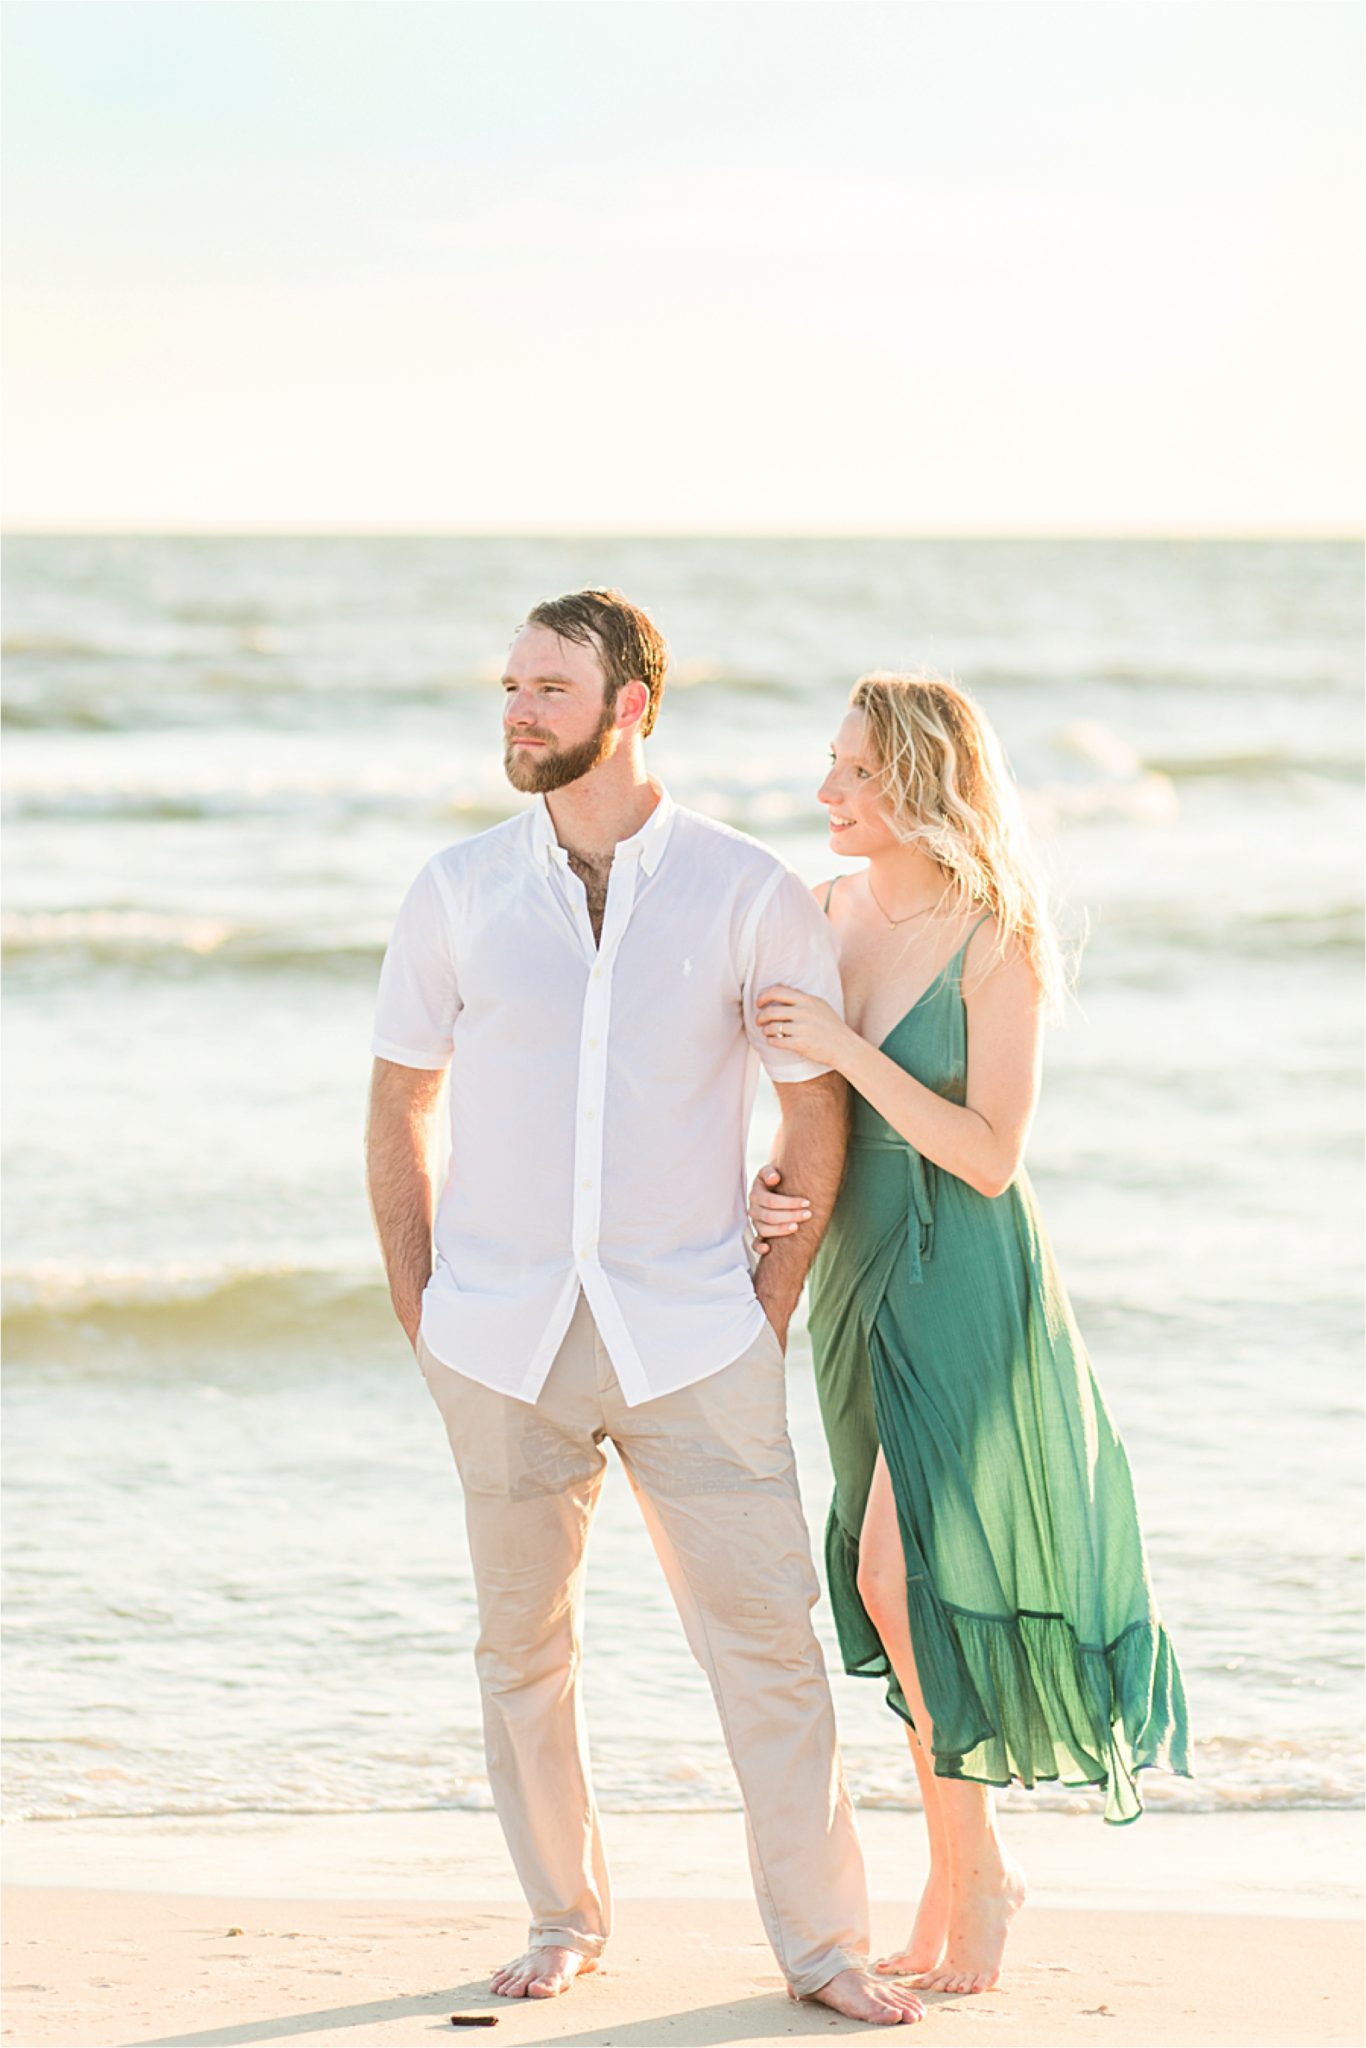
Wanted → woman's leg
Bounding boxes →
[857,1452,1027,1995]
[879,1721,953,1975]
[857,1455,950,1972]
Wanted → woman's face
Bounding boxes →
[817,709,900,857]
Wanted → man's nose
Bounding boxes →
[504,692,536,727]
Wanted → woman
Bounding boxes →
[752,673,1190,1997]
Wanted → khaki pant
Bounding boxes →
[417,1290,869,1996]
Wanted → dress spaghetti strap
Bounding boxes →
[822,877,839,915]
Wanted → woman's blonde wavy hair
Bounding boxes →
[850,671,1067,1015]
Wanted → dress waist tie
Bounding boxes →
[851,1132,936,1285]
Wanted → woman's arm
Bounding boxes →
[758,925,1043,1200]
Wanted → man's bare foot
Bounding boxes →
[791,1967,925,2025]
[874,1863,950,1976]
[489,1946,598,2000]
[912,1856,1027,1995]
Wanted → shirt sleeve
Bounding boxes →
[742,867,846,1082]
[370,857,462,1070]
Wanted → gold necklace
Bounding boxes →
[864,873,943,928]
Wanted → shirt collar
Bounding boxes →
[530,783,675,877]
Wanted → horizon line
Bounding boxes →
[4,524,1362,543]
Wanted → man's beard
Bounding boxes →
[503,699,618,793]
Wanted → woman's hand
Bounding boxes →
[747,1163,813,1255]
[756,985,850,1068]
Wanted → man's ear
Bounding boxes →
[616,679,650,730]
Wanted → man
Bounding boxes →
[366,588,922,2027]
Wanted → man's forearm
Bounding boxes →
[753,1072,849,1339]
[365,1060,445,1345]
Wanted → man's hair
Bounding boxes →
[524,589,668,738]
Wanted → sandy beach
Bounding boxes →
[4,1886,1361,2048]
[5,1810,1362,2047]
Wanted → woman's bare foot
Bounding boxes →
[913,1856,1027,1995]
[874,1862,951,1976]
[489,1946,597,1999]
[791,1967,925,2025]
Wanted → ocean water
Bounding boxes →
[3,535,1362,1835]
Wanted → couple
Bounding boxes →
[366,587,1189,2026]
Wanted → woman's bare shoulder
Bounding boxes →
[963,913,1041,1004]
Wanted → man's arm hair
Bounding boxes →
[365,1056,446,1347]
[752,1070,849,1343]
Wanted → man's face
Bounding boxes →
[501,625,620,793]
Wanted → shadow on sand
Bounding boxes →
[118,1973,958,2046]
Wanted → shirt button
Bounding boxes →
[585,1108,595,1120]
[588,1037,599,1049]
[592,966,602,978]
[581,1179,592,1190]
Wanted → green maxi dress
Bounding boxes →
[806,890,1191,1823]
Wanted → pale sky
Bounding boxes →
[2,0,1362,533]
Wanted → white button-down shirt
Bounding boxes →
[371,784,845,1405]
